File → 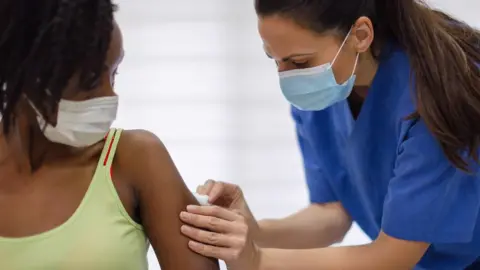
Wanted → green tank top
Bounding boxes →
[0,129,149,270]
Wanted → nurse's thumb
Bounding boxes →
[208,182,243,207]
[207,182,226,204]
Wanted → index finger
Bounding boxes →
[186,205,239,222]
[207,182,226,203]
[196,179,215,195]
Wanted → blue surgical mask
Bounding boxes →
[279,29,359,111]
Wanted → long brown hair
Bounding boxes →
[256,0,480,171]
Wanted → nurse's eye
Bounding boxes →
[291,60,309,68]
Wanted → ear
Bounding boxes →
[351,16,374,53]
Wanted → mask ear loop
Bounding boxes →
[351,53,360,76]
[331,27,353,66]
[331,27,360,77]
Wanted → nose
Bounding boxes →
[277,61,289,72]
[277,61,300,72]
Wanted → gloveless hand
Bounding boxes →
[180,204,262,270]
[195,180,261,238]
[180,180,262,269]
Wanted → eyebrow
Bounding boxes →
[264,51,315,62]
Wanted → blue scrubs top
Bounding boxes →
[293,46,480,269]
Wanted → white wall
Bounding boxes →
[113,1,480,269]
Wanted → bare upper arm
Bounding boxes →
[117,129,219,270]
[372,231,429,268]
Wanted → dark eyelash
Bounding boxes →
[291,59,308,64]
[292,61,309,68]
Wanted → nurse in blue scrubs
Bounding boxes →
[179,0,480,269]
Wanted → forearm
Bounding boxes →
[259,245,402,270]
[255,203,351,249]
[258,232,428,270]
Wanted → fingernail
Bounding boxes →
[180,225,188,232]
[180,211,188,219]
[186,205,198,211]
[189,241,201,248]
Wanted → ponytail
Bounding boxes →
[255,0,480,171]
[379,0,480,171]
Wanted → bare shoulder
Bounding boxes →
[114,129,173,186]
[117,129,167,157]
[113,128,193,204]
[120,129,162,145]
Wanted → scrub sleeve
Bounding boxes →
[382,119,480,243]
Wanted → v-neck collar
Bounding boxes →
[333,45,399,139]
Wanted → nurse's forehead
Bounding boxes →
[258,16,320,46]
[258,16,336,57]
[262,36,324,61]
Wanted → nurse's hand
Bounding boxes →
[179,204,261,270]
[194,180,260,237]
[180,180,262,269]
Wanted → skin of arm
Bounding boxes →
[117,130,219,270]
[260,231,429,270]
[257,202,352,249]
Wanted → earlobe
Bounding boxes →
[353,17,374,53]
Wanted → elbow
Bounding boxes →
[332,233,346,245]
[331,219,352,244]
[328,206,353,245]
[314,202,353,246]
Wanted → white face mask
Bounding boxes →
[33,96,118,148]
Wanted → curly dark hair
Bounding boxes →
[0,0,117,134]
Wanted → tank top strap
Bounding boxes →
[91,128,142,230]
[99,128,123,169]
[89,128,123,192]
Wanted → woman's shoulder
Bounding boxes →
[114,129,175,182]
[118,129,164,150]
[111,129,188,199]
[116,129,171,159]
